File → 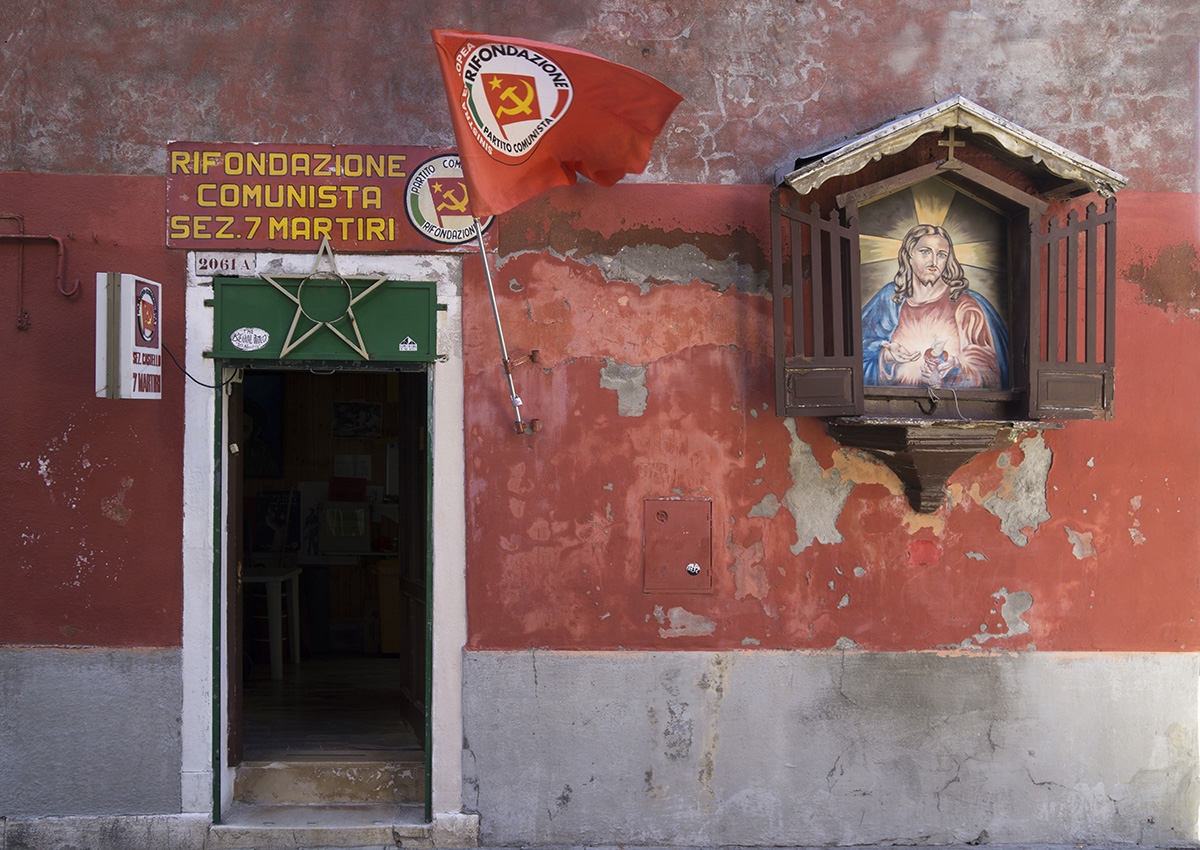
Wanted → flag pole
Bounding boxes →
[475,218,527,432]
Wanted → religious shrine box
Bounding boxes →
[770,96,1126,511]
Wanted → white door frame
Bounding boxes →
[178,251,469,827]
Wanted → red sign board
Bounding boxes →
[166,142,486,252]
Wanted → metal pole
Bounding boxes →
[476,219,526,431]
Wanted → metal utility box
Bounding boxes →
[643,499,712,593]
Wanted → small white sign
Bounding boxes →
[193,252,255,277]
[230,327,270,352]
[398,336,418,352]
[96,272,164,400]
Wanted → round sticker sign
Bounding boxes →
[404,155,492,246]
[136,284,158,343]
[230,327,270,352]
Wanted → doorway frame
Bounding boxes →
[179,251,469,829]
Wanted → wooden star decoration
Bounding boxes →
[263,237,388,359]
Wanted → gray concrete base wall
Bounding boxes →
[0,647,183,817]
[462,650,1200,847]
[1,814,209,850]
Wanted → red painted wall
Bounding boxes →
[2,4,1197,660]
[4,178,1196,657]
[1,174,186,647]
[463,186,1200,653]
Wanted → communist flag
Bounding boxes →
[432,30,683,218]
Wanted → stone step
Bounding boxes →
[207,801,428,850]
[234,758,425,804]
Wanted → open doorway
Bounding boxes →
[226,365,429,807]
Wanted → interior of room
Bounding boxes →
[233,368,428,767]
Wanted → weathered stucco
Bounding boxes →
[464,188,1200,654]
[599,360,649,417]
[3,3,1200,845]
[464,650,1200,846]
[1,2,1195,192]
[975,434,1053,546]
[777,418,853,554]
[1128,241,1200,313]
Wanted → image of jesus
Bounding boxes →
[861,223,1009,389]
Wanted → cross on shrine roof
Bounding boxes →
[776,95,1128,199]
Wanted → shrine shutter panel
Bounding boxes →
[772,189,863,417]
[1028,198,1117,420]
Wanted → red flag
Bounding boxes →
[432,30,683,218]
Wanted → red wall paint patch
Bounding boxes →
[907,538,942,569]
[1,174,185,647]
[464,188,1200,653]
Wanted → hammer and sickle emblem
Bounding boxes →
[436,185,470,214]
[494,79,536,118]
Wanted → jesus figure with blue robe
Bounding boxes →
[861,223,1009,390]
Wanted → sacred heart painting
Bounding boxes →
[858,177,1012,391]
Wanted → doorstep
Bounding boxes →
[207,801,428,849]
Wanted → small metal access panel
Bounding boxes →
[643,499,712,593]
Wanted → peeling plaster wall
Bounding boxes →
[464,650,1200,846]
[2,3,1195,658]
[1,2,1195,192]
[3,2,1200,843]
[458,185,1200,842]
[465,188,1200,654]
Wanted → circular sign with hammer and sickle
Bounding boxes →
[405,154,493,245]
[136,283,159,344]
[455,40,574,165]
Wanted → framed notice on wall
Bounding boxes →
[95,272,163,400]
